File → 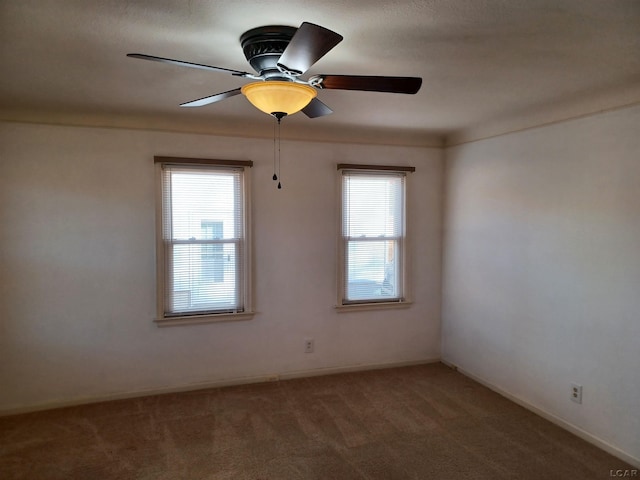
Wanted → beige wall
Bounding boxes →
[0,122,443,412]
[442,104,640,464]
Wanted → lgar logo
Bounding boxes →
[610,470,638,478]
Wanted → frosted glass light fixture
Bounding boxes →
[241,81,316,118]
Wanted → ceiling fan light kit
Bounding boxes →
[127,21,422,119]
[241,81,317,118]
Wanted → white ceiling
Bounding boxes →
[1,0,639,146]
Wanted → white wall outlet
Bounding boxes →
[304,338,314,353]
[571,383,583,404]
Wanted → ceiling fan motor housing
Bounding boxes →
[240,25,297,79]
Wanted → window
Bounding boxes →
[201,221,224,283]
[338,164,414,307]
[155,157,253,325]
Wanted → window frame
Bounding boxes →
[154,156,254,326]
[336,164,414,311]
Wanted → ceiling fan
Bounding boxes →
[127,22,422,120]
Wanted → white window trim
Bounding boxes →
[154,156,254,327]
[336,164,414,311]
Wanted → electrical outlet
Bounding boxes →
[571,383,582,404]
[304,338,314,353]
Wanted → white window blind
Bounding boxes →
[159,162,249,318]
[340,169,408,305]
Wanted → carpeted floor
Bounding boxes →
[0,363,634,479]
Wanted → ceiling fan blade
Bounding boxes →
[180,88,242,107]
[302,98,333,118]
[277,22,343,75]
[127,53,251,77]
[312,75,422,94]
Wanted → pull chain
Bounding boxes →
[277,118,282,189]
[272,117,278,181]
[271,112,286,190]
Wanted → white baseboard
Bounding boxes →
[0,357,440,417]
[441,360,640,469]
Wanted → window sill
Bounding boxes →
[155,311,255,327]
[335,301,413,312]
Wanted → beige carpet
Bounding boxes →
[0,363,634,479]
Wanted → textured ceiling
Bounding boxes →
[1,0,639,146]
